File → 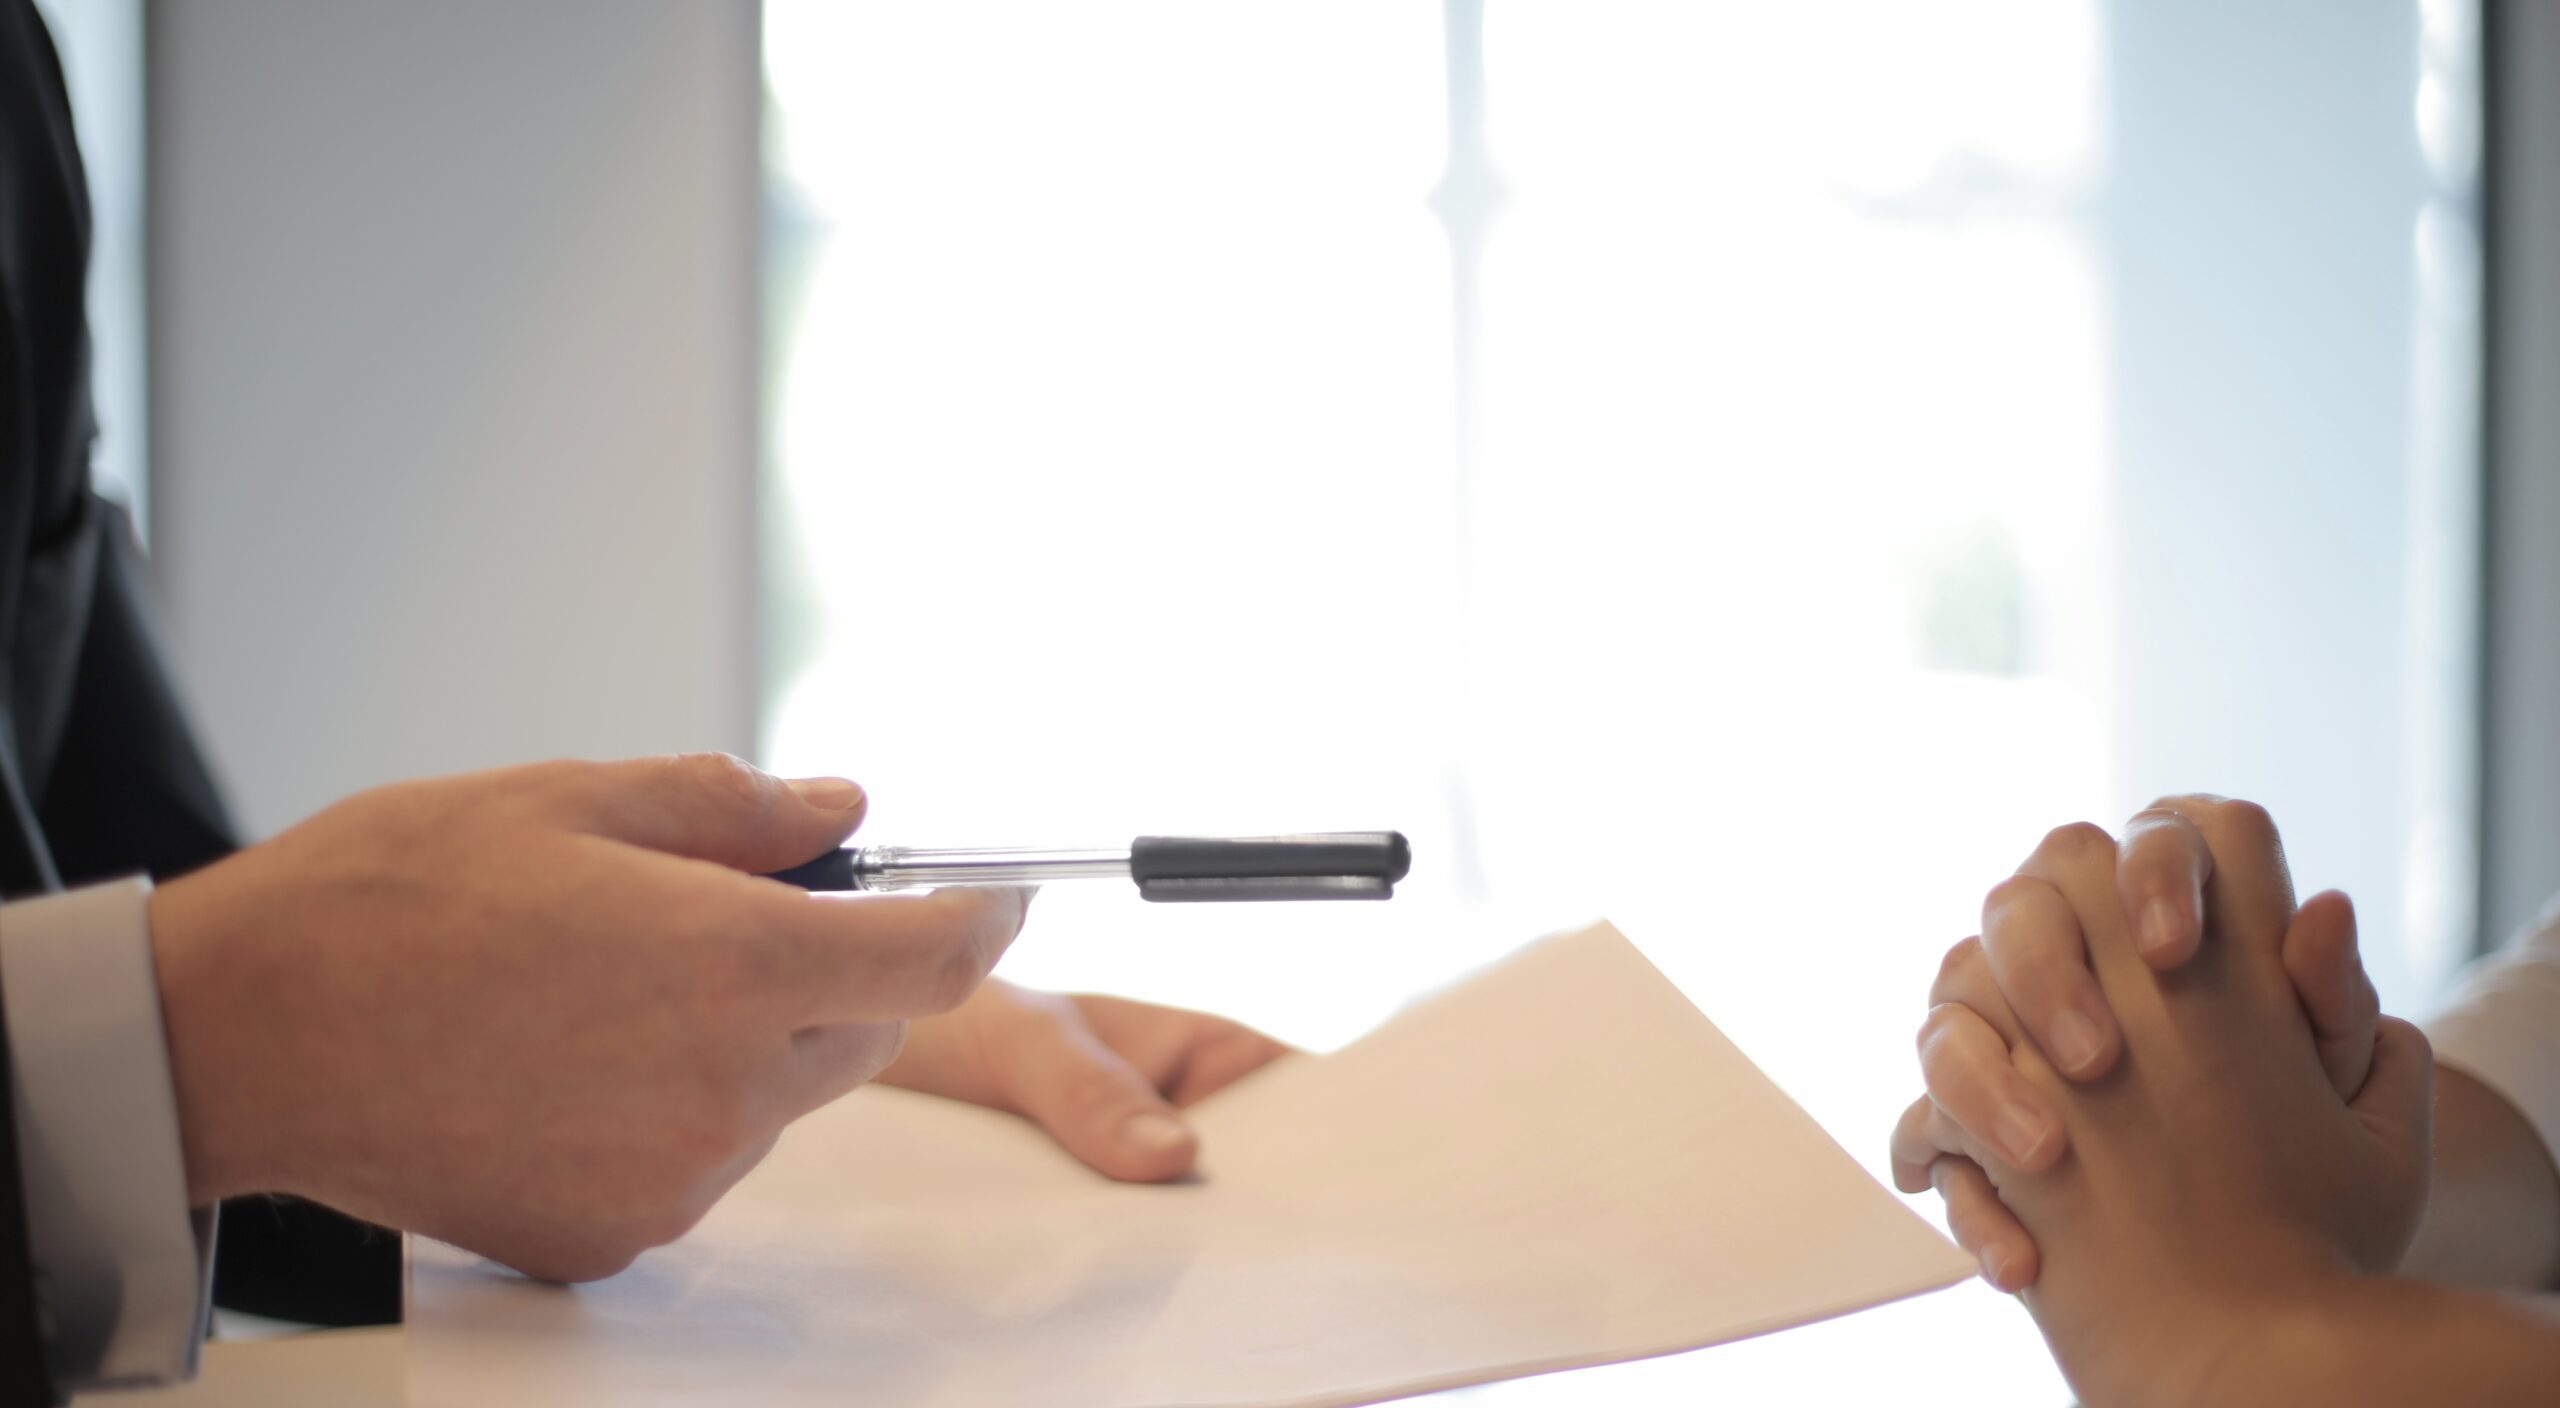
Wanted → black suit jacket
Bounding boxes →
[2,7,393,1402]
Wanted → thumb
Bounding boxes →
[2348,1015,2435,1270]
[568,752,867,873]
[2350,1015,2434,1154]
[2282,889,2381,1098]
[996,1004,1201,1183]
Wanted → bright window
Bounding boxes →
[762,5,2472,1401]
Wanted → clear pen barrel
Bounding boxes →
[852,846,1132,891]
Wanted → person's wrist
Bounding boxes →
[2174,1268,2368,1406]
[149,863,291,1205]
[2032,1230,2352,1407]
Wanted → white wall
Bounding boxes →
[148,0,761,838]
[2482,0,2560,951]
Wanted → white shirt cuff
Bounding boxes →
[2426,892,2560,1182]
[0,877,213,1391]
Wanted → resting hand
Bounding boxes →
[882,981,1291,1181]
[150,754,1030,1282]
[1890,797,2382,1289]
[1986,812,2428,1402]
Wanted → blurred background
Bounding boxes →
[39,0,2560,1400]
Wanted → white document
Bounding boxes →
[408,922,1970,1407]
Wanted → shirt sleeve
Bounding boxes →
[0,877,214,1391]
[2426,891,2560,1177]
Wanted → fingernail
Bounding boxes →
[1981,1246,2015,1291]
[789,777,864,811]
[1119,1112,1193,1156]
[1994,1102,2055,1167]
[2138,897,2181,956]
[2049,1010,2104,1075]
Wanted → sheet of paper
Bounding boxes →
[408,922,1970,1407]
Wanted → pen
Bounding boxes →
[763,831,1411,902]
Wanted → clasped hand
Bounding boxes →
[1891,799,2432,1402]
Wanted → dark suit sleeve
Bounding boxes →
[34,498,234,888]
[32,501,400,1329]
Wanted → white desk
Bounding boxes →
[75,1281,2062,1407]
[72,1328,401,1408]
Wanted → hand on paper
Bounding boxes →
[148,753,1031,1282]
[1893,806,2430,1403]
[1889,796,2381,1290]
[882,979,1291,1182]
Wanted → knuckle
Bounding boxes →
[954,889,1030,952]
[1979,935,2077,1002]
[2123,805,2186,836]
[2211,797,2279,849]
[1979,878,2080,976]
[1980,873,2050,922]
[913,938,992,1016]
[2382,1015,2432,1062]
[2036,820,2116,866]
[1935,934,1984,982]
[2145,792,2222,815]
[683,751,774,814]
[1916,1009,2011,1112]
[807,1019,909,1088]
[1931,936,1987,1005]
[1914,1003,1972,1065]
